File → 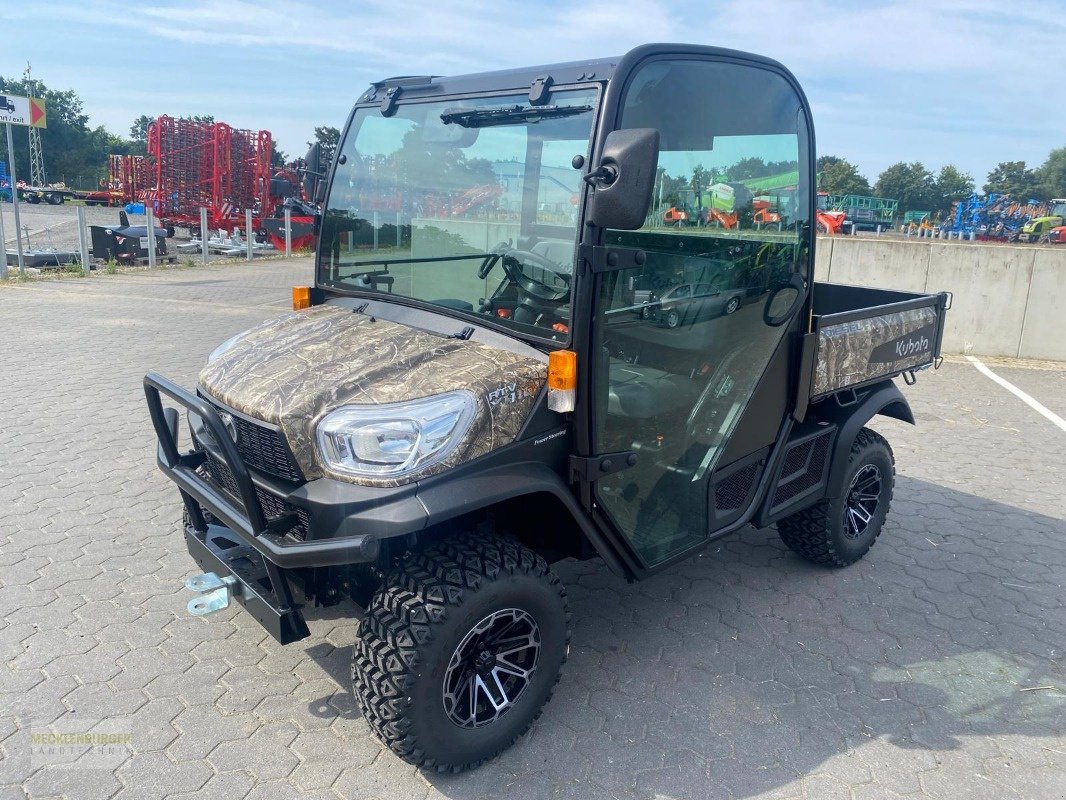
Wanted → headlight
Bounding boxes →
[207,332,245,364]
[316,391,476,478]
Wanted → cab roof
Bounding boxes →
[358,43,788,106]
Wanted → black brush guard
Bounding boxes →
[144,372,313,643]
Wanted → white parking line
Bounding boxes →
[966,356,1066,433]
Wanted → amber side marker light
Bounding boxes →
[547,350,577,412]
[292,286,312,310]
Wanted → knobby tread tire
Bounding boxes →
[351,533,570,772]
[776,427,894,567]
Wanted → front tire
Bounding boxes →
[776,428,894,567]
[352,533,570,772]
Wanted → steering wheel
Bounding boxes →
[483,244,571,302]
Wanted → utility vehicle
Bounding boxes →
[145,44,950,772]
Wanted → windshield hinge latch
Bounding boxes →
[380,86,402,117]
[569,451,637,483]
[447,326,475,340]
[529,74,553,106]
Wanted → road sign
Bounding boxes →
[0,94,47,128]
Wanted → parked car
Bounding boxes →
[641,282,746,327]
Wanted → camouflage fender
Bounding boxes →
[198,306,547,487]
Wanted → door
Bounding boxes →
[589,57,813,567]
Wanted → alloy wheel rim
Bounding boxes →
[843,463,881,539]
[443,608,541,728]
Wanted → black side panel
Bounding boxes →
[710,447,769,528]
[757,424,835,525]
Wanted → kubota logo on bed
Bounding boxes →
[893,334,929,358]
[868,325,935,364]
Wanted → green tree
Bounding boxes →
[690,164,709,192]
[309,125,340,166]
[983,161,1042,201]
[817,155,872,196]
[270,141,287,168]
[875,161,936,213]
[0,74,136,188]
[1035,147,1066,200]
[932,165,975,212]
[129,114,153,143]
[128,114,153,156]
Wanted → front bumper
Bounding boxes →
[145,373,428,568]
[145,372,432,644]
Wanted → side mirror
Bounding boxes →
[301,142,322,199]
[586,128,659,230]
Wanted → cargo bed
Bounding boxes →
[805,283,951,400]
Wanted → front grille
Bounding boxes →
[202,450,310,541]
[201,396,304,482]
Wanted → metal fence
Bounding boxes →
[1,202,305,279]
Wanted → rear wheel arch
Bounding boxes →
[813,382,913,498]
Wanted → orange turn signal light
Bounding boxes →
[292,286,311,310]
[547,350,577,391]
[547,350,577,412]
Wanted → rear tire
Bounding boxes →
[351,533,570,772]
[776,427,894,567]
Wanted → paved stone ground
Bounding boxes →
[1,260,1063,800]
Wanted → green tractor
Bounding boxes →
[1020,198,1066,243]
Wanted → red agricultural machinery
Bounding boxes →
[103,117,315,246]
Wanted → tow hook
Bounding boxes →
[185,572,238,616]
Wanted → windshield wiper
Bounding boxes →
[440,104,592,128]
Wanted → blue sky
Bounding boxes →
[5,1,1063,186]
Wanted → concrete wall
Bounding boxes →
[817,236,1066,360]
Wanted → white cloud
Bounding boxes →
[4,0,1063,182]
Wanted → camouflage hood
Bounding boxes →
[199,305,546,486]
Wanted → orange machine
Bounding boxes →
[816,192,848,234]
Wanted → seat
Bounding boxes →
[607,362,698,419]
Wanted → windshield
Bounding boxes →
[317,88,599,343]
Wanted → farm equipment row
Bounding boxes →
[84,117,318,240]
[937,193,1066,242]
